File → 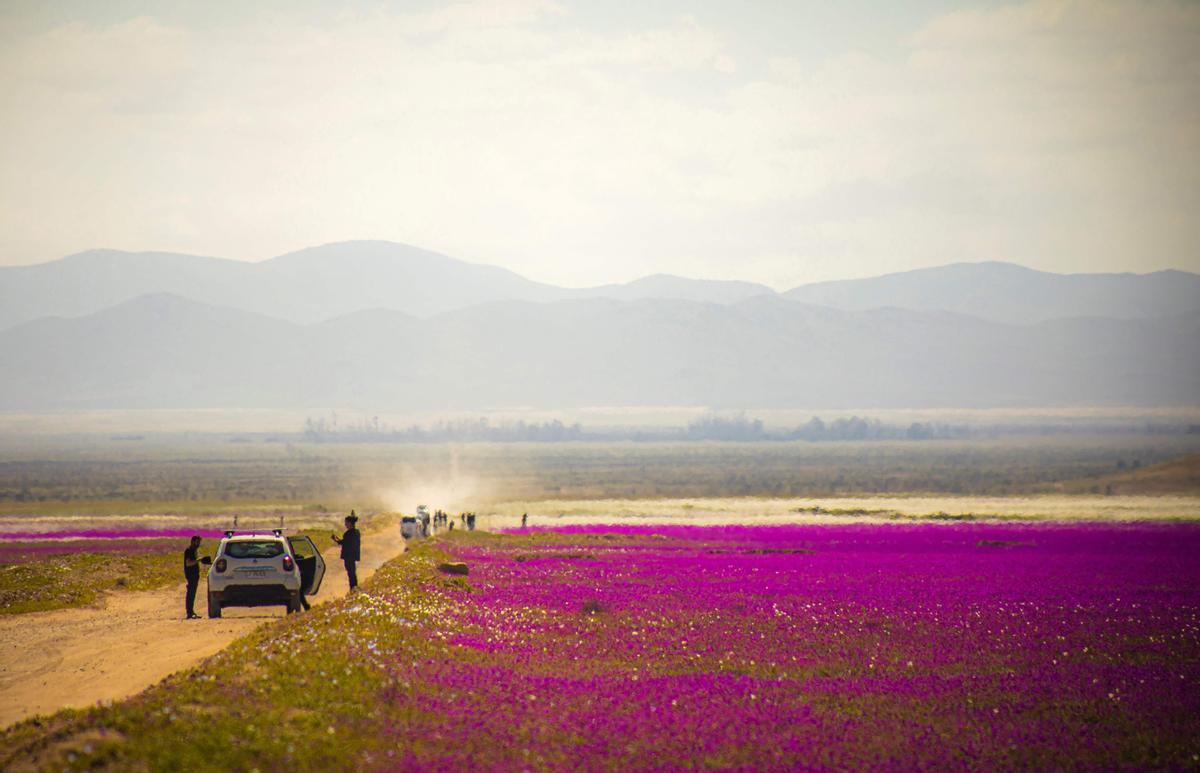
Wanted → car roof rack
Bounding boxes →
[222,515,287,539]
[221,529,289,539]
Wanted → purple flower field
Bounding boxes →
[0,538,181,562]
[397,524,1200,769]
[0,529,225,567]
[5,522,1198,769]
[0,528,225,542]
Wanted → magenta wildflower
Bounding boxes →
[377,524,1200,768]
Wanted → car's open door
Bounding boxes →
[288,535,326,595]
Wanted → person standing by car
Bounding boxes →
[183,535,212,619]
[331,512,361,591]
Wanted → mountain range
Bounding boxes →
[3,241,1197,330]
[0,241,1196,410]
[0,241,775,330]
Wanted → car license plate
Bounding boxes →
[239,568,270,577]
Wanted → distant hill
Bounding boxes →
[784,262,1200,325]
[0,293,1195,410]
[1054,453,1200,495]
[0,241,772,331]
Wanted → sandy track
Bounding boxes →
[0,528,405,729]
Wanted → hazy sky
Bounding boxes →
[0,0,1196,288]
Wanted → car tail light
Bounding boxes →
[283,555,294,572]
[215,558,227,573]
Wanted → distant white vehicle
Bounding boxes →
[205,530,326,618]
[400,516,421,540]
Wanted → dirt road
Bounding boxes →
[0,528,406,729]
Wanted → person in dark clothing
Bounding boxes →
[331,511,361,591]
[183,535,212,619]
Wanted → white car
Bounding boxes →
[206,530,326,618]
[401,516,421,540]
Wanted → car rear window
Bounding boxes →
[225,541,284,559]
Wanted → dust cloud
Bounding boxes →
[372,448,491,515]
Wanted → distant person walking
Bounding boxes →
[332,511,361,591]
[182,535,211,619]
[521,513,528,528]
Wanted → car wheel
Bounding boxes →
[207,592,222,618]
[286,592,301,614]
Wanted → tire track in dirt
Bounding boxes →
[0,528,406,729]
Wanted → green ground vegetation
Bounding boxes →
[0,547,178,616]
[0,538,459,770]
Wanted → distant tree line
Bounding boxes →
[299,412,1198,444]
[303,415,584,443]
[681,414,971,441]
[300,412,974,443]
